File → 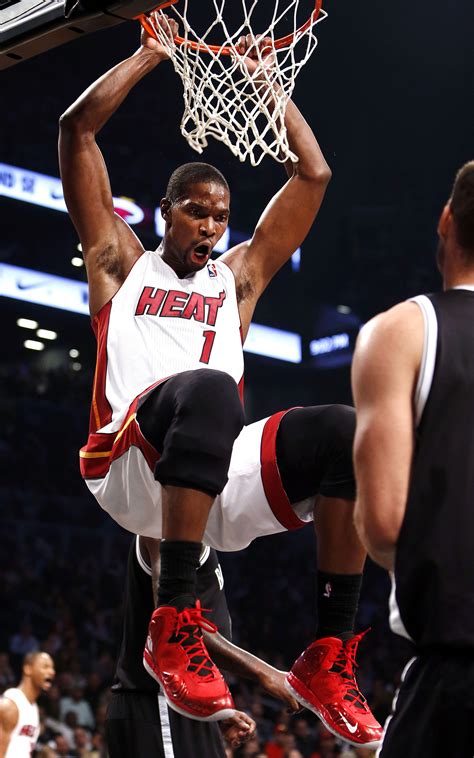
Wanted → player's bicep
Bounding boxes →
[352,306,422,544]
[58,119,119,258]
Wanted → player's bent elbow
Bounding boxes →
[59,108,95,139]
[298,165,332,186]
[354,504,399,556]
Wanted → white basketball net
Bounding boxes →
[145,1,327,166]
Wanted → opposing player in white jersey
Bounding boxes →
[58,16,381,748]
[0,652,55,758]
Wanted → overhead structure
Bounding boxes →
[0,0,159,69]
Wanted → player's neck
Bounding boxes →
[19,680,38,704]
[444,270,474,290]
[159,243,193,279]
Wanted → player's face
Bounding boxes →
[30,653,55,692]
[161,182,230,276]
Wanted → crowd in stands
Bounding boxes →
[0,361,413,757]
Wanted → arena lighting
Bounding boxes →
[245,323,301,364]
[37,328,57,340]
[69,348,80,358]
[0,263,89,315]
[0,163,144,224]
[310,333,350,356]
[0,263,302,363]
[71,257,84,267]
[24,339,44,351]
[17,317,38,329]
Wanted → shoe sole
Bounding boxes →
[143,656,236,723]
[285,675,381,750]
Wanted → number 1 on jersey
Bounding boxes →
[200,330,216,364]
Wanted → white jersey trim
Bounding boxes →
[409,295,438,426]
[388,572,412,642]
[135,537,210,576]
[376,656,417,758]
[157,694,175,758]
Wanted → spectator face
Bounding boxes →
[273,723,289,746]
[241,738,260,755]
[71,686,84,702]
[65,711,78,729]
[91,731,103,748]
[74,727,89,748]
[293,718,311,738]
[55,734,70,755]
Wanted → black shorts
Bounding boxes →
[379,651,474,758]
[107,691,226,758]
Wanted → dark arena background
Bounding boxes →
[1,1,473,756]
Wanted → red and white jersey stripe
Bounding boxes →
[88,251,244,437]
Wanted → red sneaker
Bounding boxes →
[143,600,235,721]
[285,631,383,748]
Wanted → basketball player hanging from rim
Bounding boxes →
[58,13,381,748]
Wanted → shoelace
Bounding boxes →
[173,601,218,680]
[330,630,370,711]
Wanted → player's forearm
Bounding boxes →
[205,631,280,687]
[284,100,331,182]
[59,47,165,135]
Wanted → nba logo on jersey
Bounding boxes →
[207,263,218,278]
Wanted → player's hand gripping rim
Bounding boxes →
[141,12,178,60]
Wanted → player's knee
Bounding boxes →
[320,404,356,455]
[180,369,244,437]
[154,370,244,496]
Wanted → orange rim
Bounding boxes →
[138,0,323,56]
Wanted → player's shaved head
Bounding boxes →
[451,161,474,258]
[166,163,229,205]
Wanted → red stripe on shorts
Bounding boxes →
[260,410,307,531]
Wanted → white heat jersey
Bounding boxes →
[2,688,39,758]
[89,251,244,436]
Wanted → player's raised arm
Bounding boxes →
[351,302,423,570]
[58,16,177,315]
[223,36,331,329]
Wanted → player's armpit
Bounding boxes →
[352,302,424,571]
[0,698,19,758]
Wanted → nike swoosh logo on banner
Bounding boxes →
[340,715,358,734]
[16,280,48,290]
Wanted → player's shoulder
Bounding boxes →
[354,300,425,381]
[0,692,20,728]
[358,300,424,352]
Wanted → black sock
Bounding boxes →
[157,540,202,610]
[316,571,362,641]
